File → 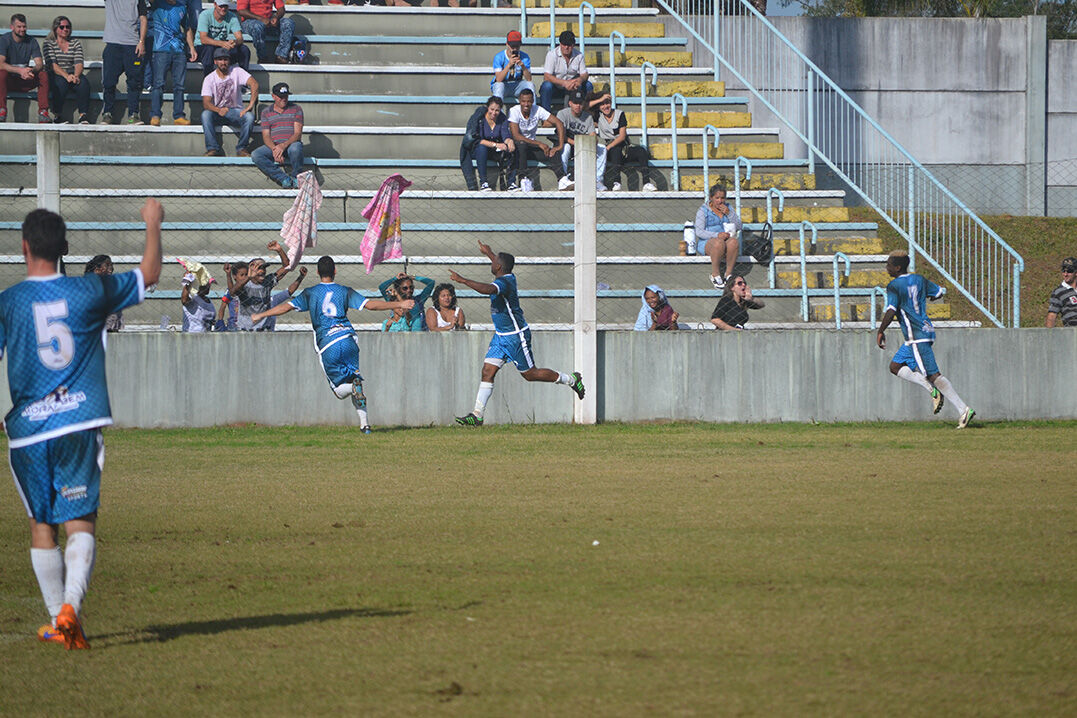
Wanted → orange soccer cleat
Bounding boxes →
[56,604,90,650]
[37,624,64,644]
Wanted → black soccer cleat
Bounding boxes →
[569,372,585,400]
[455,413,484,427]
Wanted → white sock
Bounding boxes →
[933,375,968,415]
[896,366,933,392]
[356,408,369,426]
[63,532,96,615]
[556,372,571,385]
[30,546,65,624]
[473,381,494,418]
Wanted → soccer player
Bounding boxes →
[250,255,414,432]
[450,240,585,426]
[0,198,163,649]
[876,250,974,428]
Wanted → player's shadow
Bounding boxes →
[108,607,409,645]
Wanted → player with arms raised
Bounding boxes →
[876,250,975,428]
[251,255,414,432]
[1,199,163,649]
[451,240,584,426]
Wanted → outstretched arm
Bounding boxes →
[251,301,296,324]
[139,198,164,286]
[450,270,497,296]
[268,241,292,280]
[365,298,415,313]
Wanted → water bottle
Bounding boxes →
[682,221,696,256]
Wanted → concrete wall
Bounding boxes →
[1,329,1074,428]
[1047,39,1077,217]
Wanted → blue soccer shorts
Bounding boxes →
[319,333,363,389]
[485,329,536,372]
[893,341,939,376]
[9,429,104,524]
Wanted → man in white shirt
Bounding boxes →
[539,29,591,111]
[508,88,565,192]
[199,46,258,156]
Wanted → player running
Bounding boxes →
[251,255,414,432]
[876,250,975,428]
[0,199,163,649]
[451,241,584,426]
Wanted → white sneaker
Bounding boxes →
[710,274,725,291]
[642,182,658,192]
[520,178,534,192]
[596,182,607,192]
[557,176,573,191]
[612,182,622,191]
[957,407,975,429]
[479,181,491,192]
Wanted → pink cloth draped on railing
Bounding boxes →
[360,173,412,274]
[280,170,322,270]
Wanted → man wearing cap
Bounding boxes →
[252,82,304,188]
[196,0,249,76]
[236,0,295,65]
[200,47,258,156]
[555,88,607,191]
[539,30,591,111]
[1046,257,1077,327]
[491,31,533,100]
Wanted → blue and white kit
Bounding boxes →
[484,273,535,372]
[289,282,369,387]
[885,273,945,376]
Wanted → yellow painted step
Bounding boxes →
[927,304,952,319]
[615,80,724,97]
[742,206,848,223]
[518,0,633,7]
[532,22,666,38]
[625,111,750,129]
[774,237,884,255]
[682,173,817,191]
[810,302,949,322]
[585,50,694,68]
[649,142,785,161]
[779,269,891,289]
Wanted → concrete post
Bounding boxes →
[36,129,60,213]
[573,134,597,425]
[1025,14,1047,216]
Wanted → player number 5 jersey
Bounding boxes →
[0,270,145,447]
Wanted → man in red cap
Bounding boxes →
[491,30,533,100]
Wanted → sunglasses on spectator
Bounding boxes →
[58,24,71,29]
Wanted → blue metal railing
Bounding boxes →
[652,0,1024,327]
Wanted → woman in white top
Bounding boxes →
[426,283,466,331]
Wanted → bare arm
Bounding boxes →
[268,240,291,280]
[365,298,415,313]
[449,270,497,296]
[139,199,164,286]
[876,308,896,348]
[244,76,259,115]
[250,301,295,323]
[1046,311,1057,328]
[545,114,565,151]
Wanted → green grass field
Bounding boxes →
[1,422,1074,715]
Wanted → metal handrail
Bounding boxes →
[651,0,1024,327]
[870,286,887,329]
[518,0,527,37]
[577,2,596,53]
[638,62,658,148]
[701,124,721,198]
[608,31,625,107]
[832,252,850,329]
[669,93,688,191]
[798,220,818,321]
[766,187,784,224]
[733,155,752,217]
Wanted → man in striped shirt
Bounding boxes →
[251,81,303,188]
[1046,257,1077,327]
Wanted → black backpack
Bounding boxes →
[741,222,774,265]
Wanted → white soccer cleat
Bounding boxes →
[957,407,975,429]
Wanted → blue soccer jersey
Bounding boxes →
[289,282,369,350]
[490,274,528,336]
[885,273,945,343]
[0,270,145,448]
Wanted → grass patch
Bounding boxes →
[0,423,1074,715]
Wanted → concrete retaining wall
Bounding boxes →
[1,329,1074,428]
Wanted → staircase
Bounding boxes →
[0,0,941,329]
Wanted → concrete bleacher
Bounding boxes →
[0,1,935,328]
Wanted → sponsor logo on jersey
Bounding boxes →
[60,484,88,501]
[21,387,87,422]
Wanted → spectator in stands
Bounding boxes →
[555,88,606,191]
[148,0,197,127]
[101,0,148,125]
[231,241,293,330]
[634,285,679,331]
[43,16,89,124]
[378,272,435,331]
[694,183,742,291]
[84,255,124,331]
[252,82,304,188]
[1046,256,1077,327]
[381,285,410,332]
[196,0,249,76]
[595,92,657,192]
[200,47,258,157]
[426,283,466,331]
[539,30,591,111]
[509,88,565,193]
[262,266,308,330]
[180,270,216,332]
[460,96,516,192]
[236,0,295,65]
[491,30,533,100]
[217,261,248,331]
[0,14,50,123]
[710,274,763,330]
